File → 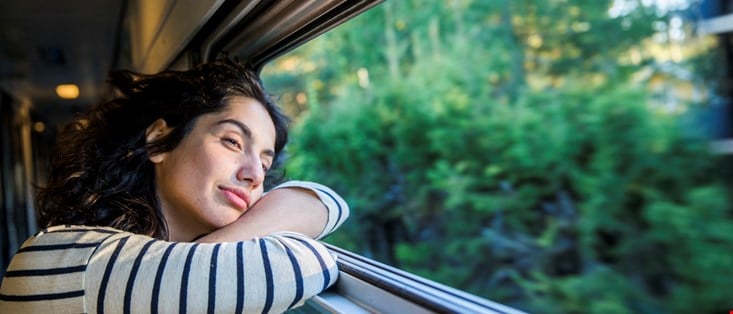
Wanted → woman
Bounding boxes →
[0,60,349,313]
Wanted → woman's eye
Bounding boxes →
[222,137,241,149]
[262,164,270,172]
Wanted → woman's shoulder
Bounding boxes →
[34,224,128,237]
[22,225,134,248]
[0,225,135,312]
[38,224,127,234]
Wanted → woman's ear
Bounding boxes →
[146,118,172,164]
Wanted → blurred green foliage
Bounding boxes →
[263,0,733,313]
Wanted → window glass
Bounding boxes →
[262,1,732,313]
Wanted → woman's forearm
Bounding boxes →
[196,187,328,243]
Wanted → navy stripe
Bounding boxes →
[18,242,99,252]
[207,244,221,314]
[259,239,274,314]
[290,237,331,290]
[4,265,86,277]
[235,242,245,313]
[124,239,156,314]
[316,188,343,233]
[0,290,84,301]
[151,243,178,314]
[179,243,199,314]
[98,236,130,314]
[284,246,304,309]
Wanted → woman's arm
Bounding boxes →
[86,229,338,313]
[196,181,349,243]
[0,225,338,313]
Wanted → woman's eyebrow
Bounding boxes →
[216,119,275,158]
[217,119,252,138]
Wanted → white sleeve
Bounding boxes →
[268,180,350,240]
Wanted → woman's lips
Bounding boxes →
[220,187,249,210]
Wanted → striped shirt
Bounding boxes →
[0,181,349,313]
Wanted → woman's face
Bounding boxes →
[149,96,276,241]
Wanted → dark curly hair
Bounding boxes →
[36,60,289,239]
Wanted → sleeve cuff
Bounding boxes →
[269,181,350,239]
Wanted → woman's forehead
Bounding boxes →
[203,97,276,139]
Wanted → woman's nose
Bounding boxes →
[236,155,265,188]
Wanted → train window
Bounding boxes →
[261,1,733,313]
[1,0,731,312]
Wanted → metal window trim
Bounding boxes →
[323,244,529,314]
[200,0,384,70]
